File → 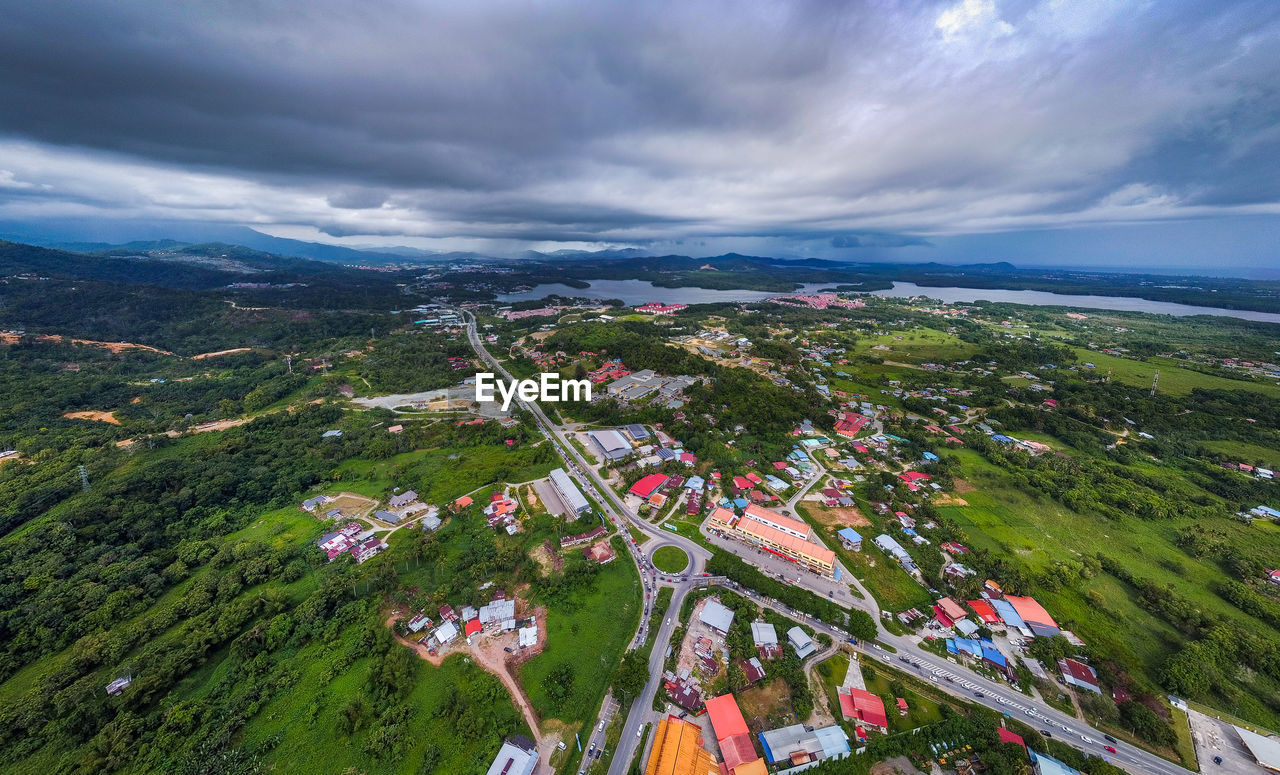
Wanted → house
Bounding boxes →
[105,676,132,696]
[700,600,735,635]
[434,620,459,645]
[743,657,766,684]
[1267,569,1280,588]
[838,688,888,733]
[321,429,343,439]
[1057,658,1102,694]
[1004,594,1061,637]
[388,490,418,509]
[479,599,516,627]
[464,619,483,639]
[407,614,431,633]
[351,537,387,563]
[936,597,967,621]
[583,541,616,564]
[758,723,850,765]
[561,525,606,547]
[967,599,1000,624]
[896,698,908,716]
[788,626,815,659]
[837,528,862,551]
[453,495,474,510]
[387,424,404,434]
[1030,749,1083,775]
[485,735,538,775]
[373,509,401,524]
[300,495,332,513]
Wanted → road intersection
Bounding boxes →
[458,311,1196,775]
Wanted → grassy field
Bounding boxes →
[520,538,642,729]
[850,329,980,366]
[1200,439,1280,469]
[939,447,1280,730]
[798,503,933,612]
[1073,348,1280,398]
[651,545,689,573]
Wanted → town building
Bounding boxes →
[788,627,815,659]
[1029,749,1082,775]
[1057,658,1101,694]
[838,688,888,733]
[758,723,850,766]
[837,528,862,551]
[700,600,735,635]
[644,714,719,775]
[588,429,633,461]
[485,735,538,775]
[704,694,767,775]
[388,490,418,509]
[549,467,591,515]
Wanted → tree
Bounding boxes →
[612,651,648,703]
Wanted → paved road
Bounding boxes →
[459,311,1193,775]
[458,311,711,775]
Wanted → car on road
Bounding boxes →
[598,721,605,732]
[1103,734,1116,743]
[1213,756,1223,765]
[973,691,983,698]
[1040,730,1052,738]
[1104,746,1116,754]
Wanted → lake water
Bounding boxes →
[495,279,834,306]
[872,282,1280,324]
[496,278,1280,324]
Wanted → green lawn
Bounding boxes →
[651,545,690,573]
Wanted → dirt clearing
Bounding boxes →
[932,493,969,506]
[192,347,253,360]
[738,677,794,731]
[953,478,976,493]
[806,504,871,529]
[64,410,120,425]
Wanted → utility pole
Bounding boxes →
[1150,370,1159,397]
[78,465,90,492]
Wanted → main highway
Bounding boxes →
[458,311,1194,775]
[459,311,711,775]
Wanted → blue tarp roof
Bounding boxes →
[923,452,939,461]
[837,528,862,543]
[991,599,1026,629]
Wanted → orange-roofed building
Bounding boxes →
[704,694,750,742]
[1003,594,1060,636]
[728,760,767,775]
[453,495,473,510]
[734,518,835,575]
[742,504,812,540]
[719,734,760,772]
[708,507,736,531]
[644,715,719,775]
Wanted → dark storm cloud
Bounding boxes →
[0,0,1277,260]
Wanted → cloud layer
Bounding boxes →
[0,0,1278,260]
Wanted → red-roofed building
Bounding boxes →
[998,728,1026,748]
[732,476,753,490]
[896,697,908,716]
[772,461,787,470]
[839,689,888,732]
[937,598,967,621]
[744,473,762,484]
[704,694,750,742]
[1057,658,1101,694]
[967,599,1000,624]
[932,605,956,629]
[629,473,670,498]
[464,619,482,638]
[719,734,759,772]
[1005,594,1059,635]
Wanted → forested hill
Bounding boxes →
[0,240,416,354]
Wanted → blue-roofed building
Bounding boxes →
[837,528,862,551]
[764,474,790,491]
[1030,749,1082,775]
[991,434,1013,443]
[734,498,750,509]
[991,598,1027,632]
[685,475,705,491]
[923,452,939,462]
[955,618,979,637]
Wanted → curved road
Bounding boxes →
[459,311,1192,775]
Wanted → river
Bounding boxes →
[496,278,1280,324]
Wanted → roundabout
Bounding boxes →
[650,544,689,574]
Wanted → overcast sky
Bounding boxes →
[1,0,1278,269]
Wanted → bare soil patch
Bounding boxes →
[1,332,175,356]
[953,478,976,493]
[191,347,253,360]
[530,540,562,574]
[328,492,379,519]
[738,678,794,731]
[64,410,120,425]
[806,504,871,529]
[870,756,926,775]
[190,418,248,433]
[932,493,969,506]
